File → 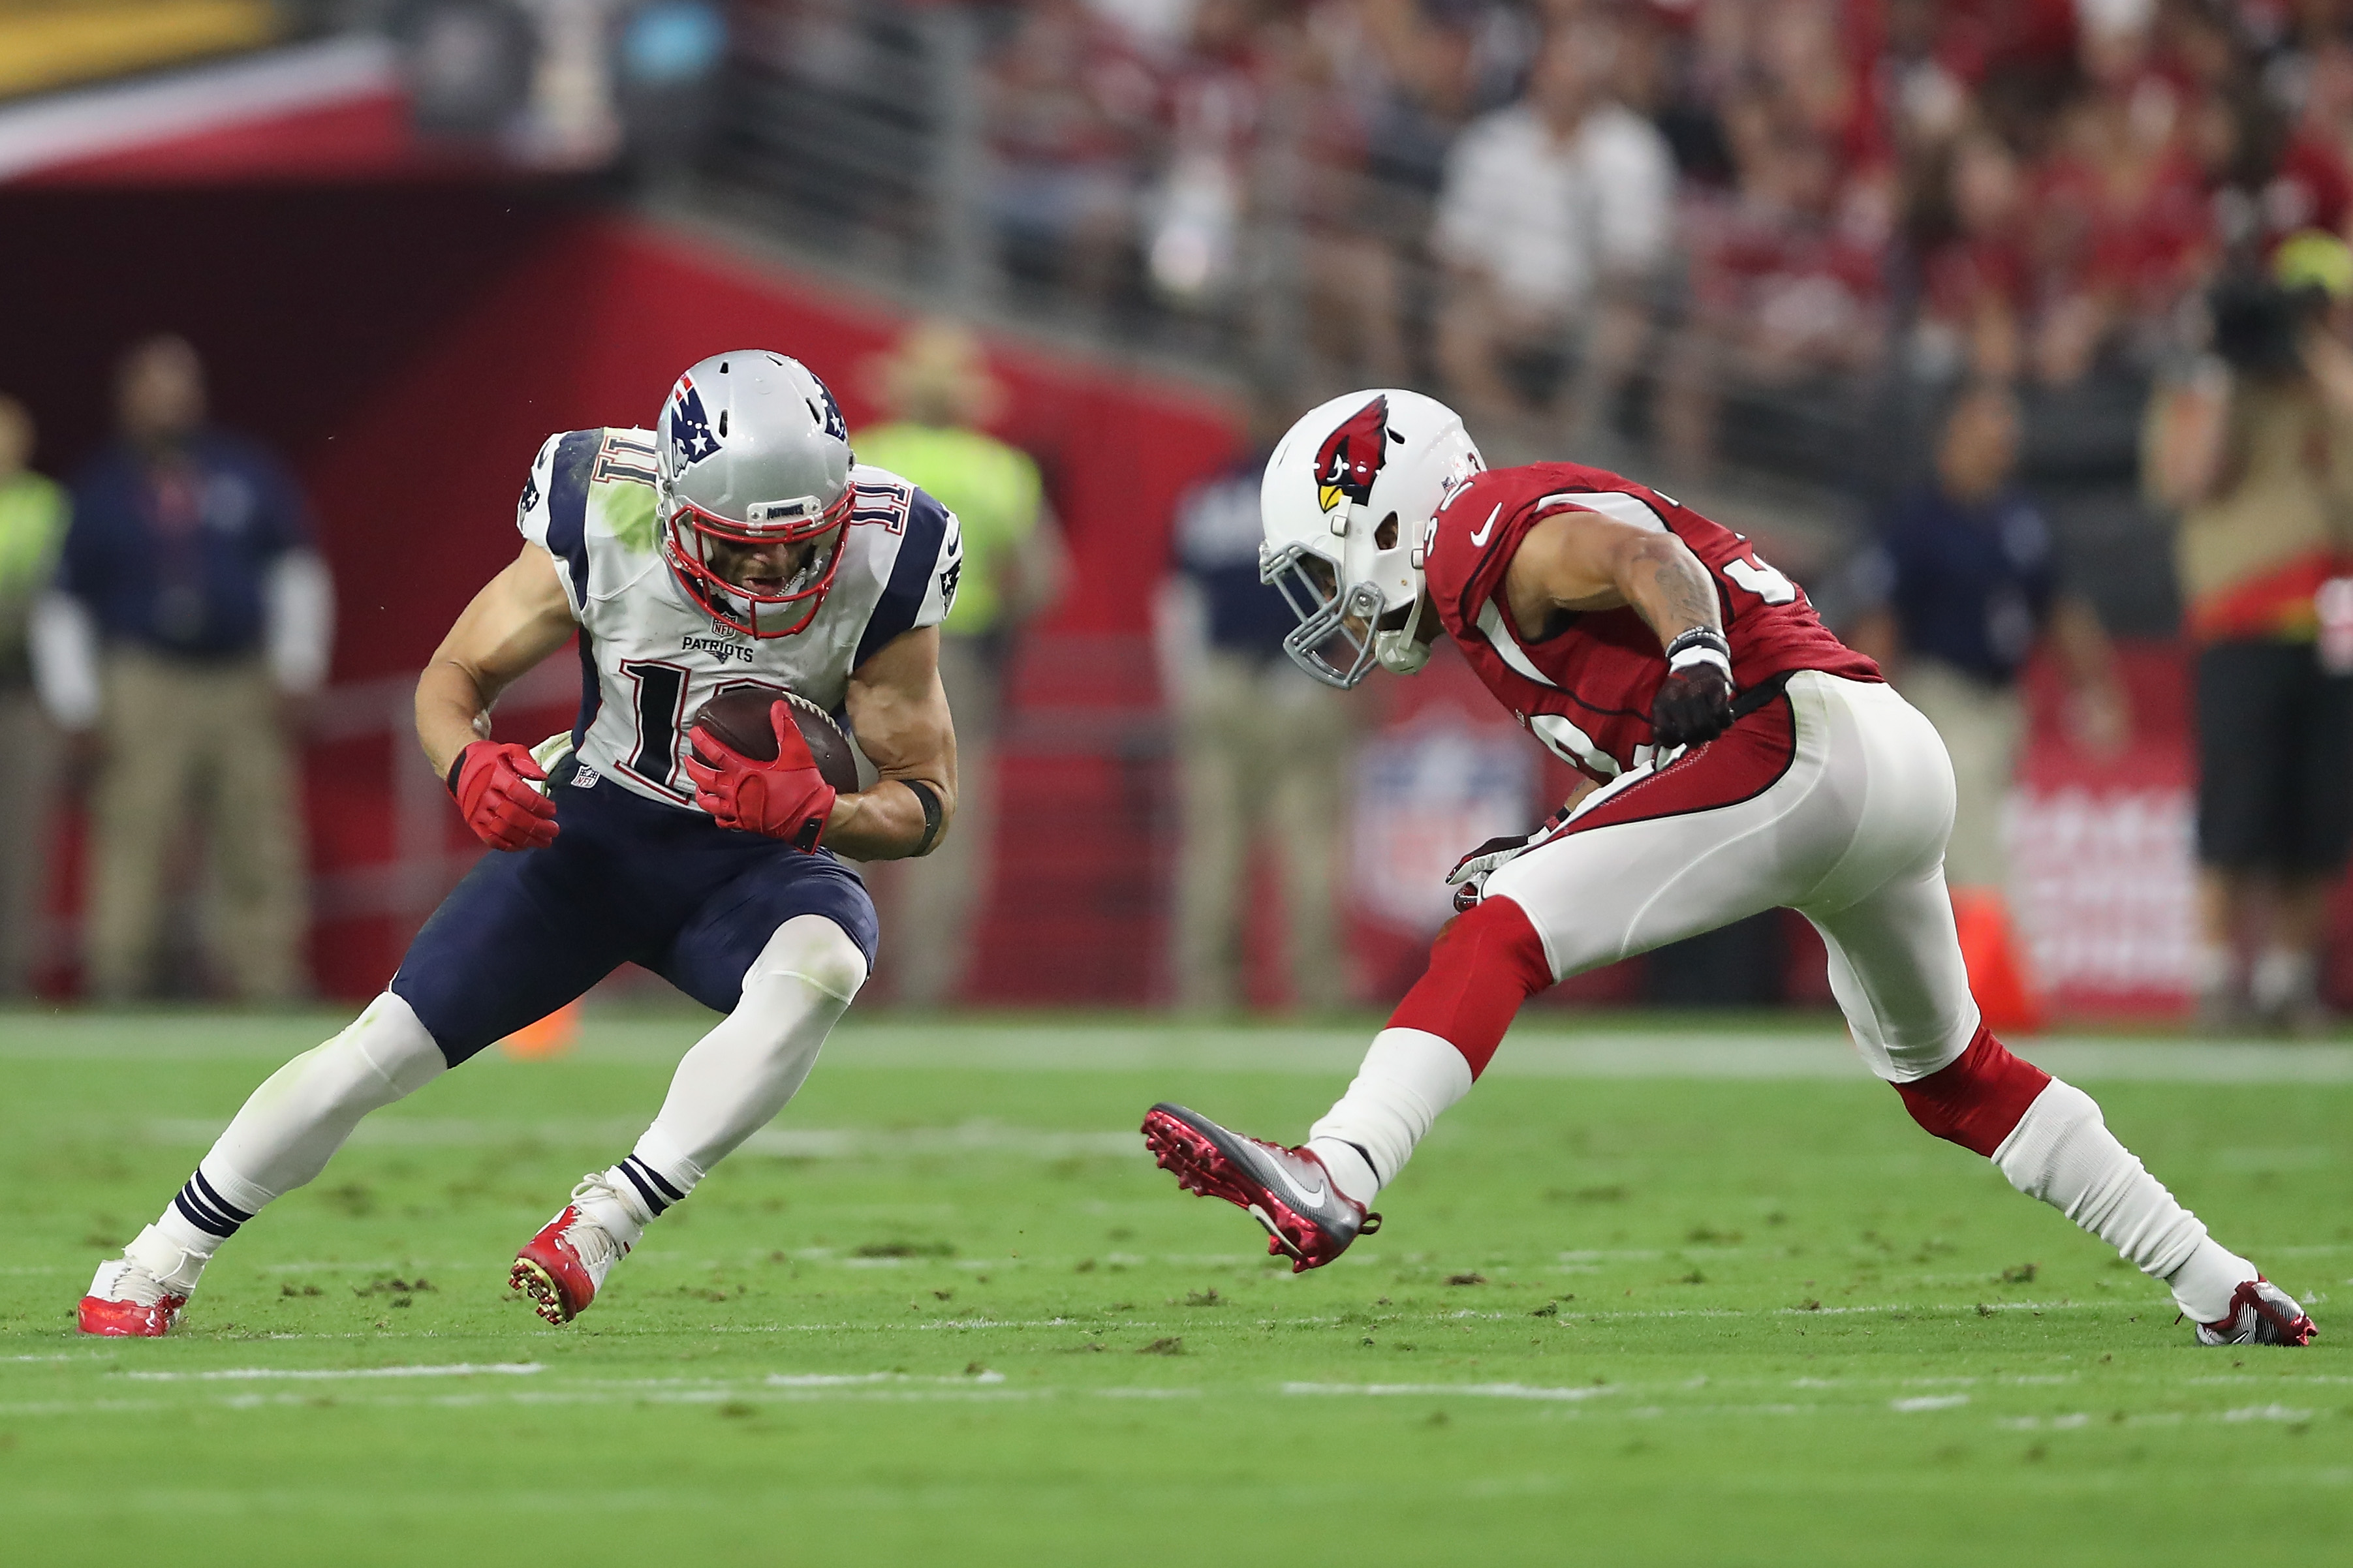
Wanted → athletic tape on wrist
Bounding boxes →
[1664,626,1733,679]
[902,779,944,855]
[1668,645,1734,679]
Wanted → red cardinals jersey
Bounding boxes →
[1423,462,1878,781]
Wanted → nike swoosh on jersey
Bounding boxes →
[1469,504,1501,547]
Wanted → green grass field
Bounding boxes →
[2,1008,2348,1565]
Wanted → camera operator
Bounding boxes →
[2145,233,2353,1032]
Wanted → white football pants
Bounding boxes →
[1486,671,1975,1081]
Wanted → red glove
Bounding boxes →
[684,701,837,851]
[447,741,559,852]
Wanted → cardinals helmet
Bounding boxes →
[657,350,854,638]
[1258,389,1482,687]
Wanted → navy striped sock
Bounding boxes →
[170,1170,255,1240]
[615,1155,686,1218]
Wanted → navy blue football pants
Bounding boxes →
[391,764,878,1066]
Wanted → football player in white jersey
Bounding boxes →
[78,350,966,1334]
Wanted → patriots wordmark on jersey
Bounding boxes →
[518,426,963,808]
[1420,461,1878,781]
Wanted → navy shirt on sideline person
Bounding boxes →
[64,429,313,660]
[1854,483,2057,688]
[1170,455,1296,662]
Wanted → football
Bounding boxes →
[687,688,861,794]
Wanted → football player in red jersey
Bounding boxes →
[1144,390,2314,1348]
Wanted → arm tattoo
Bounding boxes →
[1642,552,1722,638]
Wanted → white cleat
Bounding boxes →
[78,1228,206,1337]
[509,1175,635,1325]
[2195,1278,2317,1347]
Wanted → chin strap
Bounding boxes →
[1373,585,1431,675]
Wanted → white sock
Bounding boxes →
[1305,1028,1474,1203]
[1303,1139,1381,1207]
[620,915,866,1209]
[1993,1078,2254,1322]
[146,993,446,1277]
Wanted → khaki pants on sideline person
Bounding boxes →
[86,648,307,1001]
[0,686,59,994]
[877,632,1001,1006]
[1172,650,1354,1011]
[1895,655,2024,892]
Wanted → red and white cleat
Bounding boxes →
[509,1177,632,1325]
[2196,1277,2317,1347]
[1142,1103,1379,1274]
[78,1256,189,1338]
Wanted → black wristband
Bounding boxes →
[1662,626,1731,662]
[444,742,475,798]
[901,778,944,856]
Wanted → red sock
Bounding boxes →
[1385,897,1555,1079]
[1892,1024,2051,1156]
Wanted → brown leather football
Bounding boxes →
[688,688,861,794]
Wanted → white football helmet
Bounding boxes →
[1258,389,1482,687]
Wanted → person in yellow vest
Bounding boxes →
[2146,232,2353,1032]
[856,320,1065,1005]
[0,396,69,995]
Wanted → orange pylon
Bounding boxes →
[1951,887,2046,1035]
[501,1000,581,1059]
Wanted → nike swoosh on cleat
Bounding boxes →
[1469,504,1501,547]
[1271,1165,1328,1208]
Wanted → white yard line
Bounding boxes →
[3,1372,2333,1424]
[1283,1381,1613,1401]
[120,1362,544,1381]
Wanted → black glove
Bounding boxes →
[1653,628,1737,749]
[1446,835,1530,911]
[1652,665,1735,748]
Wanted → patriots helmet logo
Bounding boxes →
[809,378,850,445]
[668,375,721,467]
[1315,394,1401,513]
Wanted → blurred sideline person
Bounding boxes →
[2145,235,2353,1032]
[856,321,1065,1006]
[1159,400,1354,1012]
[1848,382,2128,1029]
[1431,16,1674,448]
[0,395,68,996]
[78,350,963,1336]
[35,337,331,1002]
[1142,388,2314,1350]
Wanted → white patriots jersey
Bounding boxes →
[516,426,961,810]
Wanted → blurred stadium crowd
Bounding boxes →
[723,0,2353,476]
[12,0,2353,1028]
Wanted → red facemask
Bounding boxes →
[661,488,854,639]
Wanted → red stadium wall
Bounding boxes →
[1,183,1236,1002]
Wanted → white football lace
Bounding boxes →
[102,1257,179,1307]
[562,1175,630,1271]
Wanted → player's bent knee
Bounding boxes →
[1386,896,1555,1079]
[745,914,869,1005]
[1891,1024,2051,1158]
[298,994,446,1114]
[343,992,450,1095]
